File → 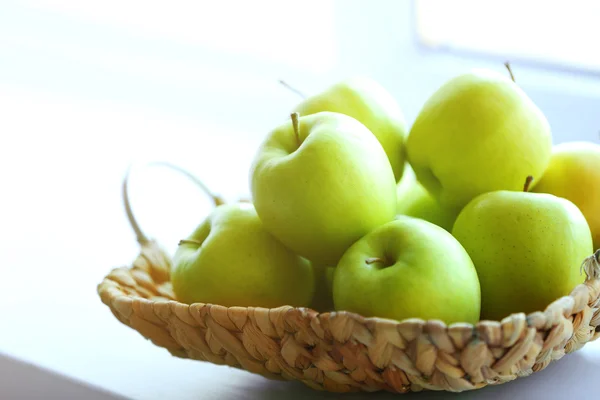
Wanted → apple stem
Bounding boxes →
[523,175,534,192]
[291,112,301,146]
[178,239,203,246]
[504,61,516,83]
[366,257,386,265]
[279,79,307,99]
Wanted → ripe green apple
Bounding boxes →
[292,77,407,181]
[309,264,335,312]
[333,216,481,324]
[171,203,314,308]
[250,111,397,265]
[452,190,593,321]
[396,164,458,232]
[406,69,552,212]
[532,141,600,249]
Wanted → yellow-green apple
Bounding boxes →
[333,216,481,324]
[292,77,407,181]
[396,164,458,232]
[309,264,335,312]
[452,189,593,321]
[532,141,600,249]
[171,203,314,308]
[250,111,397,265]
[406,69,552,212]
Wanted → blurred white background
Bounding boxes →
[1,1,600,399]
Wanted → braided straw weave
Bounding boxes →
[98,163,600,394]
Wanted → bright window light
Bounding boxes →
[17,0,338,72]
[415,0,600,73]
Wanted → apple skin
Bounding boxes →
[171,203,314,308]
[396,164,458,232]
[309,264,335,312]
[532,141,600,250]
[250,111,397,265]
[406,69,552,212]
[292,77,408,182]
[333,216,481,324]
[452,191,593,321]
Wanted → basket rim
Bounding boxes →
[98,239,600,333]
[99,163,600,394]
[114,161,600,331]
[97,239,600,394]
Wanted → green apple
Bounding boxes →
[171,203,314,308]
[309,264,335,312]
[406,69,552,212]
[333,216,481,324]
[292,77,407,181]
[250,111,397,265]
[452,189,593,321]
[532,141,600,249]
[396,164,458,232]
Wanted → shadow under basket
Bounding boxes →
[98,162,600,394]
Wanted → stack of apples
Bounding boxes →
[171,66,600,324]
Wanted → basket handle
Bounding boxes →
[122,161,225,246]
[581,249,600,280]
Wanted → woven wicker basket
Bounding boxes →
[98,163,600,394]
